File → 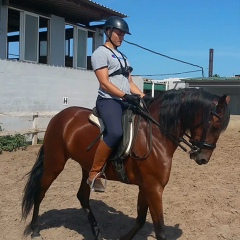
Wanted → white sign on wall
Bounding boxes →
[63,97,68,105]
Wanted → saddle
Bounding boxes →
[88,107,135,183]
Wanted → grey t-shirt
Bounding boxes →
[91,45,131,99]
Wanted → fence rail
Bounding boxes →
[0,112,50,145]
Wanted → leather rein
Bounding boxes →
[133,99,221,158]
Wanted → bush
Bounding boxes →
[0,124,28,154]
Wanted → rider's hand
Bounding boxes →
[122,94,140,106]
[143,95,154,105]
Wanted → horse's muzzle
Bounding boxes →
[195,158,208,165]
[190,152,209,165]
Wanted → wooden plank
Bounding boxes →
[0,128,46,137]
[32,113,39,145]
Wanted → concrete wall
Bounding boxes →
[0,59,143,131]
[204,87,240,115]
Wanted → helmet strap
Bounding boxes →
[106,27,118,49]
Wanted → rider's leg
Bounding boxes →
[87,98,124,192]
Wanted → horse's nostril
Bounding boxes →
[202,159,208,164]
[195,158,208,165]
[198,159,208,165]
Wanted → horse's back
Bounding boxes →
[46,106,91,129]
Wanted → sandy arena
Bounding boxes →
[0,116,239,240]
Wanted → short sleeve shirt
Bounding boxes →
[91,46,131,99]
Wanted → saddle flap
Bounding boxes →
[88,107,135,160]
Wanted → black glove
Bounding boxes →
[122,94,140,106]
[143,95,154,105]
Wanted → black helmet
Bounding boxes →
[104,16,131,35]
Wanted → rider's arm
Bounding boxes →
[94,67,125,98]
[129,74,145,98]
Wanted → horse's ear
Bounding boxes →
[225,95,230,105]
[219,95,230,105]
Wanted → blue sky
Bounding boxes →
[95,0,240,80]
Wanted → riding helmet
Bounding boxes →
[104,16,131,35]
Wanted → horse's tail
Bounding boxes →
[21,145,44,220]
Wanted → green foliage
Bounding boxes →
[0,124,28,154]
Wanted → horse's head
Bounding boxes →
[156,88,230,165]
[189,95,230,165]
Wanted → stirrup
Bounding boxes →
[88,172,107,192]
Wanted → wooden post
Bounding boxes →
[32,112,39,145]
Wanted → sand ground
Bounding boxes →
[0,116,239,240]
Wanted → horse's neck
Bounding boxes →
[146,104,179,156]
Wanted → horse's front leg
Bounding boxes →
[146,186,167,240]
[120,187,148,240]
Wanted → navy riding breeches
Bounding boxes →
[96,97,127,148]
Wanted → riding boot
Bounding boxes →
[87,140,112,192]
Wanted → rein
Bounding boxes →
[136,106,195,153]
[135,101,219,155]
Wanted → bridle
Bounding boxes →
[135,100,221,156]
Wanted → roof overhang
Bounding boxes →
[7,0,127,26]
[180,77,240,88]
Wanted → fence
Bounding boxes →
[0,112,55,145]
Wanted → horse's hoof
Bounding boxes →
[31,236,43,240]
[31,232,43,240]
[157,237,168,240]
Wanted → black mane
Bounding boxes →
[153,88,229,134]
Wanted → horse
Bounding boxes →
[21,87,230,240]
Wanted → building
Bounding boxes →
[182,77,240,115]
[0,0,127,68]
[0,0,239,134]
[143,77,240,115]
[0,0,143,131]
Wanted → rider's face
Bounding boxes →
[109,28,126,47]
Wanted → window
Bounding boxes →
[39,17,49,64]
[65,24,74,67]
[7,8,49,64]
[75,28,87,69]
[7,8,20,60]
[22,13,39,62]
[65,24,88,69]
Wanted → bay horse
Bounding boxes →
[22,88,230,240]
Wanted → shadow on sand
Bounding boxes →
[24,200,183,240]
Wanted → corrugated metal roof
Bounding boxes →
[8,0,127,25]
[180,77,240,87]
[181,77,240,82]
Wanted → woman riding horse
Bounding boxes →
[22,87,230,240]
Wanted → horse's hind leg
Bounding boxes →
[120,188,148,240]
[77,168,103,240]
[30,152,67,239]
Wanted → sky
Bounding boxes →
[94,0,240,80]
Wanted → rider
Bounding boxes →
[87,16,151,192]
